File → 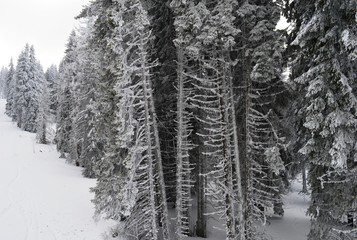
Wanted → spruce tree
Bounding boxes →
[171,1,245,239]
[5,59,16,117]
[45,65,59,118]
[234,1,287,238]
[87,0,171,238]
[73,17,102,177]
[0,67,8,98]
[14,44,31,127]
[286,0,357,238]
[146,0,179,209]
[22,46,43,133]
[37,72,50,144]
[56,32,78,159]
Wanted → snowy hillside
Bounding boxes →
[0,99,112,239]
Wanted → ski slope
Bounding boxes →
[0,99,112,239]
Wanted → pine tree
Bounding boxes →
[14,44,31,128]
[146,0,179,209]
[5,59,16,117]
[171,1,245,239]
[56,32,78,159]
[0,67,8,98]
[10,45,43,132]
[234,1,287,239]
[37,72,50,144]
[73,16,103,178]
[22,46,43,133]
[45,65,59,118]
[286,0,357,238]
[87,0,171,238]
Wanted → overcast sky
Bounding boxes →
[0,0,90,70]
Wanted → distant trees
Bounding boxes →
[45,64,59,117]
[4,44,43,133]
[0,67,8,98]
[5,59,16,118]
[3,45,57,145]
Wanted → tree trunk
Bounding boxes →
[175,46,192,239]
[302,161,308,194]
[227,52,244,240]
[196,143,207,238]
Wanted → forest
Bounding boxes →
[0,0,356,239]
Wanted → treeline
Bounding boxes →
[1,0,356,240]
[0,44,58,143]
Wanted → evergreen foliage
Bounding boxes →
[286,0,357,238]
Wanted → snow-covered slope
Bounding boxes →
[0,99,112,239]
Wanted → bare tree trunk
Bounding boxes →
[226,52,245,240]
[147,62,171,240]
[242,49,253,240]
[196,143,207,238]
[220,54,236,240]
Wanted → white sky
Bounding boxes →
[0,1,290,71]
[0,0,90,70]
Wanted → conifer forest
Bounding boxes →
[0,0,357,239]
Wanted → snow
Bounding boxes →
[265,178,311,240]
[0,99,113,239]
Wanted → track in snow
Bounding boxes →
[266,178,311,240]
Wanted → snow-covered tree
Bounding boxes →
[72,17,103,178]
[13,44,30,126]
[234,1,287,239]
[22,46,43,132]
[45,65,59,118]
[170,1,245,239]
[5,59,16,117]
[56,32,78,159]
[286,0,357,239]
[10,45,43,133]
[146,0,179,208]
[0,67,8,98]
[88,0,171,239]
[37,71,50,144]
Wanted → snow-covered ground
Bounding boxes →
[266,178,311,240]
[0,98,310,240]
[0,99,112,239]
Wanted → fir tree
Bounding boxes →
[74,17,103,178]
[45,65,59,118]
[234,1,287,238]
[0,67,8,98]
[171,1,245,239]
[37,72,50,144]
[5,59,16,117]
[87,0,171,238]
[286,0,357,238]
[56,32,78,159]
[22,46,43,133]
[14,44,31,128]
